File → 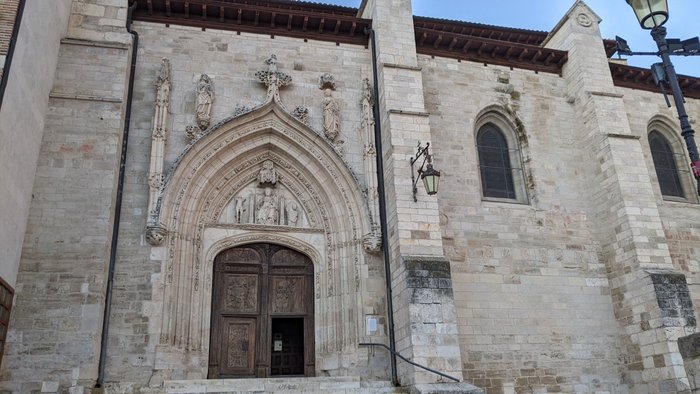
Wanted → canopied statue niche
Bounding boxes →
[219,160,308,227]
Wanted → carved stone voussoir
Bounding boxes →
[146,225,168,246]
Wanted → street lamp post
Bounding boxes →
[620,0,700,195]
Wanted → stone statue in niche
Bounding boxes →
[319,73,340,142]
[256,187,278,225]
[285,201,299,226]
[234,196,247,224]
[196,74,214,130]
[257,160,278,186]
[156,58,171,107]
[266,54,278,73]
[322,91,341,141]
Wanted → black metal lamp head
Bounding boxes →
[626,0,669,29]
[410,142,441,201]
[420,163,441,196]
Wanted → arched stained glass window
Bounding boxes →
[649,130,684,198]
[477,125,516,199]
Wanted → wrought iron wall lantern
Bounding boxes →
[617,0,700,195]
[410,142,441,202]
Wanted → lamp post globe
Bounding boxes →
[625,0,669,29]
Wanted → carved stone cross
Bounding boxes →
[255,54,292,107]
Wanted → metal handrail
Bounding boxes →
[359,342,461,383]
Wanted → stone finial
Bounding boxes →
[255,54,292,106]
[361,78,374,106]
[156,58,171,107]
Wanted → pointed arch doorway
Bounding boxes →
[208,243,315,379]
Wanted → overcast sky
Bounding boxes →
[319,0,699,76]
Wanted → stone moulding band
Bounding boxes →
[48,92,123,103]
[60,38,130,50]
[607,133,641,140]
[206,223,325,234]
[387,109,430,117]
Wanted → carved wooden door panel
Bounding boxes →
[209,244,313,379]
[218,317,256,376]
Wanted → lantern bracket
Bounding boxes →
[410,141,441,202]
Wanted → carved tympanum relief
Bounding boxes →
[218,160,309,227]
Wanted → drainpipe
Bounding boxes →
[368,27,399,387]
[95,1,139,388]
[0,0,27,111]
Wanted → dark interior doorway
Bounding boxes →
[270,318,305,376]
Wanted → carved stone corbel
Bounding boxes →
[146,225,168,246]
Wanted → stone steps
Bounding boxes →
[163,376,409,393]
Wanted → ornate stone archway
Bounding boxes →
[150,101,378,379]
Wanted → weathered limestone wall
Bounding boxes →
[546,3,696,392]
[360,0,472,390]
[419,2,700,392]
[1,0,132,392]
[421,53,625,392]
[618,84,700,327]
[102,21,388,389]
[0,0,71,287]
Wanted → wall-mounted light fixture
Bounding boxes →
[618,0,700,195]
[410,142,441,202]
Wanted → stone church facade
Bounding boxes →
[1,0,700,393]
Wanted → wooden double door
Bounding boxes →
[208,243,315,379]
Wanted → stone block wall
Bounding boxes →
[421,53,626,393]
[0,0,71,288]
[0,37,131,392]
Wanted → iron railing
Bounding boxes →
[358,342,461,383]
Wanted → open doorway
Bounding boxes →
[270,318,305,376]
